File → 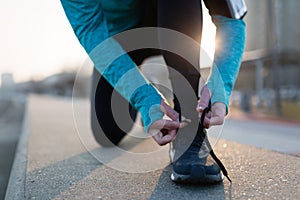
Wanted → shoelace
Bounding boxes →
[200,106,232,183]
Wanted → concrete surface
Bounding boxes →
[211,118,300,156]
[0,97,26,199]
[6,95,300,199]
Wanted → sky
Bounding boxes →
[0,0,215,84]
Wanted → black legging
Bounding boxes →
[91,0,203,146]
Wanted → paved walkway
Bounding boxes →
[6,95,300,199]
[211,118,300,157]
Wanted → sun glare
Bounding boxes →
[200,7,216,68]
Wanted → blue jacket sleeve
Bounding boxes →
[206,15,246,112]
[60,0,163,132]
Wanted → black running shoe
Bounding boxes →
[171,127,223,184]
[171,106,231,184]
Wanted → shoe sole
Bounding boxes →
[171,171,223,184]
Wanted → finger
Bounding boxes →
[158,134,175,145]
[198,111,202,119]
[203,116,210,128]
[161,101,179,121]
[179,116,191,128]
[162,120,180,130]
[205,111,212,128]
[181,115,191,124]
[152,130,175,146]
[159,130,176,145]
[169,129,177,138]
[197,86,211,112]
[152,131,164,145]
[179,121,189,129]
[198,108,211,127]
[206,111,212,118]
[149,119,179,137]
[167,129,177,140]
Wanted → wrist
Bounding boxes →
[130,84,164,132]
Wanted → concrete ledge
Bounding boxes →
[5,102,29,200]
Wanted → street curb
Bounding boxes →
[5,102,29,200]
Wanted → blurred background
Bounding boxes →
[1,0,300,198]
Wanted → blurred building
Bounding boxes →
[245,0,300,52]
[198,0,300,110]
[14,72,90,98]
[1,73,15,91]
[234,0,300,108]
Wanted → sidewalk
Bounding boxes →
[228,106,300,127]
[6,95,300,199]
